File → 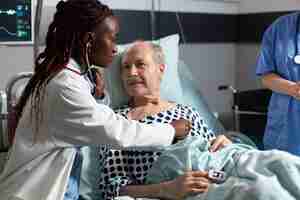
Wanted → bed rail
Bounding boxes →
[0,72,33,150]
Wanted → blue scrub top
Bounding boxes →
[256,12,300,155]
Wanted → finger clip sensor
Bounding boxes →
[208,169,227,184]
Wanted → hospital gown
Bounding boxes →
[96,104,215,200]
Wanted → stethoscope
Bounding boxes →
[65,60,102,95]
[294,15,300,64]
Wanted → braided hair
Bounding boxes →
[15,0,113,134]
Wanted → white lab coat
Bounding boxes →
[0,59,175,200]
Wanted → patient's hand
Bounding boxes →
[161,170,211,200]
[170,119,192,142]
[209,135,232,152]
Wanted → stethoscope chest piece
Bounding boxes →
[294,55,300,64]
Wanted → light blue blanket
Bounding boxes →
[146,136,300,200]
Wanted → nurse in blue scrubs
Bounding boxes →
[256,13,300,156]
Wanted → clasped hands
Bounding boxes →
[290,82,300,100]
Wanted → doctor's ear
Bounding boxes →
[83,32,96,45]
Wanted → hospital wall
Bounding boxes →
[0,0,298,129]
[236,0,297,91]
[239,0,299,13]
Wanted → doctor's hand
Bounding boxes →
[94,69,105,98]
[209,135,232,152]
[170,119,192,142]
[160,170,211,200]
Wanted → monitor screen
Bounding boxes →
[0,0,33,45]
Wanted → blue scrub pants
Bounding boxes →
[64,148,83,200]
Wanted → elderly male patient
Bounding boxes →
[78,41,232,200]
[80,41,300,200]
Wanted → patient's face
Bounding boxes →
[121,43,163,98]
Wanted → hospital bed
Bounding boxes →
[0,72,33,151]
[0,65,258,200]
[0,72,33,172]
[0,91,8,173]
[0,67,257,150]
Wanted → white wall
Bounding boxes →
[235,44,262,91]
[0,0,239,128]
[239,0,299,13]
[39,0,239,13]
[0,47,34,90]
[0,0,240,89]
[180,44,236,119]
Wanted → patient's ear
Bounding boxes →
[158,64,166,82]
[159,64,166,73]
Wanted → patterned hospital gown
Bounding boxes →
[97,104,215,200]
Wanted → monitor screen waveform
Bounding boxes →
[0,0,32,44]
[0,9,17,16]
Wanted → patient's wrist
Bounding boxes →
[159,181,173,200]
[119,186,128,196]
[119,184,167,199]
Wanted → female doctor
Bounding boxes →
[0,1,190,200]
[256,12,300,156]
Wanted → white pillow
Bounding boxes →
[104,34,182,108]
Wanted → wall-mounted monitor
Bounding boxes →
[0,0,33,45]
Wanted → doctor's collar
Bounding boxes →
[66,58,103,75]
[66,58,85,74]
[65,58,92,75]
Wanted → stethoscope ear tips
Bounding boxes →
[294,55,300,64]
